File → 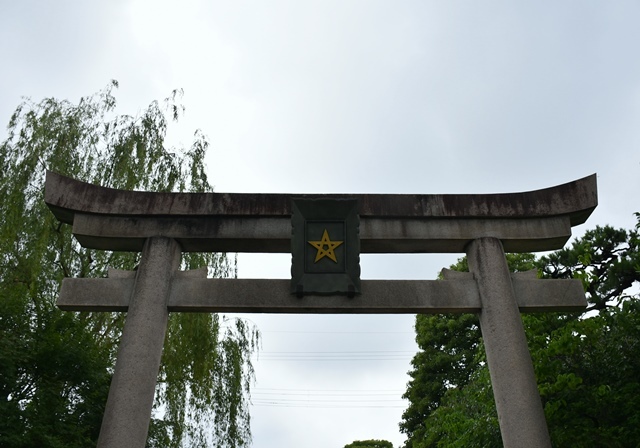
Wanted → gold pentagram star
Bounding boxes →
[308,229,343,263]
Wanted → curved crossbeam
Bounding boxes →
[45,171,597,253]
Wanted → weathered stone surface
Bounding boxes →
[69,213,574,253]
[467,237,552,448]
[97,237,181,448]
[45,171,597,222]
[58,277,586,314]
[45,171,597,254]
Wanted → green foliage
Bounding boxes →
[401,223,640,447]
[533,301,640,447]
[400,254,535,446]
[344,439,394,448]
[540,224,640,310]
[0,81,258,448]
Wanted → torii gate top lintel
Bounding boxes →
[45,171,597,254]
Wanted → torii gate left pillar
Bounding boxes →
[97,237,179,447]
[45,171,598,448]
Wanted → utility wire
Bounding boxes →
[255,350,414,362]
[250,387,408,408]
[263,330,413,334]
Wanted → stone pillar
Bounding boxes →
[97,237,181,448]
[466,237,551,448]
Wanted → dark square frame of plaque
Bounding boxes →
[291,198,361,297]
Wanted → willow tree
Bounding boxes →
[0,81,258,448]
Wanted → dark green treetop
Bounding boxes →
[400,221,640,447]
[344,439,394,448]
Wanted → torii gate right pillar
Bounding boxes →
[468,237,552,447]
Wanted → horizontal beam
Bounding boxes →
[46,172,597,253]
[59,277,587,314]
[71,214,572,253]
[45,172,597,223]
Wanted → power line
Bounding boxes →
[252,398,407,409]
[259,350,415,354]
[254,387,404,393]
[254,391,401,397]
[256,357,410,362]
[250,387,408,408]
[255,350,414,362]
[263,330,413,334]
[252,402,406,409]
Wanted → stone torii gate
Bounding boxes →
[45,171,597,448]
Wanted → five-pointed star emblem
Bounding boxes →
[308,229,343,263]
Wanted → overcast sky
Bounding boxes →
[2,1,639,447]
